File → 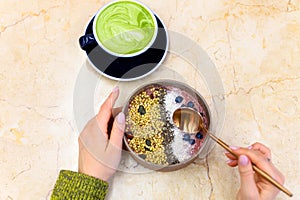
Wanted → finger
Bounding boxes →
[106,107,123,134]
[231,147,276,178]
[226,159,238,167]
[79,117,108,153]
[112,106,123,117]
[106,112,125,153]
[237,155,259,199]
[231,147,270,166]
[251,142,271,160]
[97,87,119,131]
[225,152,237,160]
[249,143,285,184]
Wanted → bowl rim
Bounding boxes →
[122,79,212,171]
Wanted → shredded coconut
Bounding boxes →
[171,129,192,162]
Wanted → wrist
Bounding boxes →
[79,165,112,182]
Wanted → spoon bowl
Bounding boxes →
[172,107,206,134]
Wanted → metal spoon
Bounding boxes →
[172,107,293,197]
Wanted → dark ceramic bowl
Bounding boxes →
[123,80,211,171]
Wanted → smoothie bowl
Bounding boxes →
[123,80,211,171]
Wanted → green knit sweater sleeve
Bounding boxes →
[51,170,109,200]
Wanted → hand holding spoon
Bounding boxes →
[172,107,293,197]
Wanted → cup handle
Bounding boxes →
[79,34,96,51]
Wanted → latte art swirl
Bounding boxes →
[95,1,156,55]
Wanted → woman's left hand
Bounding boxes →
[78,87,125,181]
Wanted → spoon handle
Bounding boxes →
[207,132,293,197]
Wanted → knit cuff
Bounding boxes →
[51,170,109,200]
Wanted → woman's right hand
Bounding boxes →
[225,142,285,200]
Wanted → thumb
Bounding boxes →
[107,112,125,151]
[237,155,259,199]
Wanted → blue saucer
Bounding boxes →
[82,15,168,81]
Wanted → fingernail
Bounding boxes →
[247,145,253,150]
[116,112,125,124]
[226,159,233,164]
[239,155,249,166]
[112,86,119,93]
[230,146,240,150]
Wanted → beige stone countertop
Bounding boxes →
[1,0,300,199]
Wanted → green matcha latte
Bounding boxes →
[94,0,157,56]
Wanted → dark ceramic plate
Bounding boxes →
[82,15,169,81]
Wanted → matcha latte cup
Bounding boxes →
[80,0,158,57]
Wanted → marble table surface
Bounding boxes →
[1,0,300,199]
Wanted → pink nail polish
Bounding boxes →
[239,155,249,166]
[226,159,233,164]
[117,112,125,124]
[112,86,119,93]
[229,146,240,150]
[247,145,253,150]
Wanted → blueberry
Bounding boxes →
[187,101,194,108]
[175,96,183,103]
[138,105,146,115]
[139,154,146,159]
[196,132,204,139]
[145,139,151,146]
[189,139,196,145]
[183,133,190,141]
